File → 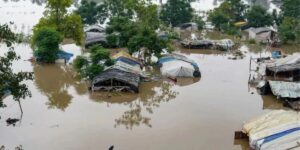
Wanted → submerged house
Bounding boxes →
[258,80,300,100]
[246,27,277,43]
[91,69,140,93]
[91,51,144,93]
[265,54,300,81]
[84,25,105,33]
[178,22,198,31]
[84,32,107,47]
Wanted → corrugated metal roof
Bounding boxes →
[269,81,300,98]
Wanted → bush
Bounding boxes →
[73,45,112,80]
[73,56,89,70]
[248,39,256,44]
[31,27,62,63]
[84,64,104,80]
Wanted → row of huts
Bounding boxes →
[239,52,300,150]
[90,51,202,93]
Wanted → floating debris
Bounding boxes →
[6,118,20,126]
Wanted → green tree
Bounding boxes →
[32,27,63,63]
[106,16,138,47]
[160,0,193,27]
[193,15,205,30]
[33,0,84,45]
[278,0,300,43]
[76,0,107,25]
[208,9,230,30]
[0,24,33,107]
[208,0,246,31]
[245,5,273,27]
[279,17,300,43]
[127,28,168,61]
[73,45,112,80]
[281,0,300,19]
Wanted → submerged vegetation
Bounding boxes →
[32,0,83,46]
[73,45,113,80]
[31,27,63,63]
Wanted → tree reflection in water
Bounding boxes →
[114,81,178,129]
[33,64,87,111]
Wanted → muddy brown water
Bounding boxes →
[2,43,294,150]
[0,0,298,150]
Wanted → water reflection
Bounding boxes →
[90,80,179,129]
[33,64,87,111]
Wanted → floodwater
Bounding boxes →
[0,0,297,150]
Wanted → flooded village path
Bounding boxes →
[0,0,297,150]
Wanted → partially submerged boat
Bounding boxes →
[242,110,300,150]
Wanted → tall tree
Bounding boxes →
[76,0,106,25]
[281,0,300,19]
[31,27,63,63]
[0,24,33,107]
[33,0,83,45]
[245,5,273,27]
[160,0,193,27]
[279,17,300,43]
[278,0,300,43]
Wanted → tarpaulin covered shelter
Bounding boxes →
[107,61,145,77]
[181,39,213,49]
[112,51,143,68]
[163,53,199,70]
[91,69,140,93]
[242,110,300,150]
[214,39,235,50]
[160,60,200,78]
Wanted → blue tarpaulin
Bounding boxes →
[259,127,300,147]
[271,51,282,59]
[57,50,74,61]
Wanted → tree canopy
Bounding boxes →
[32,27,63,63]
[73,45,113,80]
[245,5,273,28]
[0,24,33,107]
[278,0,300,43]
[208,0,246,33]
[160,0,193,27]
[33,0,83,45]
